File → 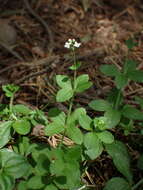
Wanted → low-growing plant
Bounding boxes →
[0,38,143,190]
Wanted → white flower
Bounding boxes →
[64,42,70,49]
[64,39,81,50]
[74,41,81,48]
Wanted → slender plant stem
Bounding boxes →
[132,179,143,190]
[9,95,14,113]
[114,90,121,110]
[59,49,77,148]
[9,94,17,120]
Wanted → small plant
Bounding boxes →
[0,38,143,190]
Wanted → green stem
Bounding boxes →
[132,179,143,190]
[114,90,121,110]
[9,95,14,113]
[9,94,17,120]
[59,50,77,148]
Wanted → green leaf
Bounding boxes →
[75,74,92,93]
[48,148,81,189]
[135,96,143,109]
[56,75,72,88]
[126,38,137,49]
[103,177,131,190]
[68,107,86,124]
[78,114,92,130]
[12,104,32,115]
[56,86,73,102]
[84,132,103,159]
[0,148,30,179]
[12,119,31,135]
[94,117,109,130]
[89,99,111,111]
[105,141,133,183]
[45,122,64,136]
[69,61,81,70]
[54,162,81,189]
[17,181,27,190]
[104,109,121,128]
[122,105,143,120]
[97,131,114,144]
[66,124,83,144]
[128,70,143,82]
[0,121,12,148]
[100,64,119,77]
[48,108,66,126]
[45,184,58,190]
[64,146,82,162]
[123,59,137,75]
[0,174,15,190]
[27,176,45,189]
[115,73,128,89]
[2,84,19,98]
[34,153,50,176]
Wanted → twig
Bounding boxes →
[0,55,59,75]
[14,57,59,84]
[0,41,24,61]
[23,0,54,52]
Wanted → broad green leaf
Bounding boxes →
[54,162,81,189]
[68,107,86,124]
[56,75,71,88]
[103,177,131,190]
[12,119,31,135]
[100,64,119,77]
[35,153,50,176]
[48,148,81,189]
[56,86,73,102]
[69,61,81,70]
[84,132,103,159]
[48,108,66,126]
[45,184,58,190]
[64,146,82,162]
[44,122,64,136]
[115,73,128,89]
[17,181,27,190]
[66,124,83,144]
[97,131,114,144]
[27,176,45,189]
[0,121,12,148]
[78,114,92,130]
[135,96,143,110]
[126,38,137,49]
[122,105,143,120]
[0,174,14,190]
[105,141,133,183]
[89,99,111,111]
[0,148,30,179]
[104,109,121,128]
[123,59,137,75]
[128,70,143,82]
[75,74,92,93]
[12,104,32,115]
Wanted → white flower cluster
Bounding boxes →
[64,39,81,50]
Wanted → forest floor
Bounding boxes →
[0,0,143,189]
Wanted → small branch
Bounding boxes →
[23,0,54,52]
